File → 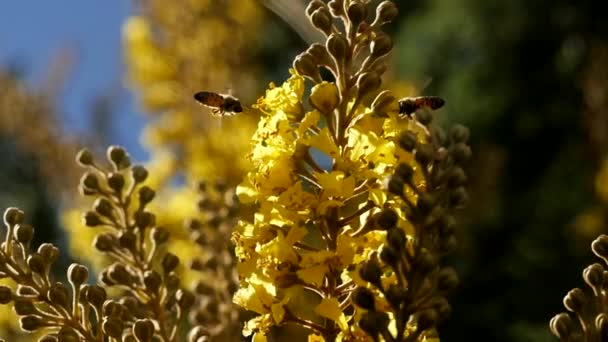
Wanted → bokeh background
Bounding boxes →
[1,0,607,341]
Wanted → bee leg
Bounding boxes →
[211,108,221,117]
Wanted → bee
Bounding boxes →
[193,91,244,117]
[398,96,445,118]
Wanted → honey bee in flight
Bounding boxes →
[398,96,445,118]
[193,91,243,117]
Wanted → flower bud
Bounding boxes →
[108,263,135,285]
[86,285,107,308]
[162,253,180,274]
[379,246,399,267]
[359,259,382,286]
[370,90,397,117]
[103,318,124,338]
[352,287,375,310]
[450,124,470,143]
[135,211,155,229]
[356,72,381,98]
[416,110,433,125]
[584,263,604,290]
[144,270,162,293]
[176,289,195,310]
[107,145,131,170]
[311,8,332,35]
[550,313,573,339]
[0,286,13,304]
[596,313,608,337]
[16,285,37,297]
[306,0,325,17]
[347,1,366,26]
[3,207,25,226]
[327,0,344,17]
[14,224,34,244]
[387,176,404,196]
[20,315,45,332]
[39,335,59,342]
[387,228,406,250]
[416,193,435,216]
[94,233,115,252]
[563,288,586,313]
[80,173,100,194]
[359,311,389,337]
[398,132,418,152]
[188,326,208,342]
[27,253,46,275]
[307,43,331,66]
[395,163,414,183]
[592,235,608,260]
[131,165,149,183]
[151,227,169,245]
[133,319,155,342]
[107,172,125,193]
[450,143,472,164]
[93,198,113,217]
[449,187,469,208]
[119,231,137,250]
[415,144,434,166]
[327,33,347,63]
[374,1,398,25]
[48,283,69,308]
[370,33,393,58]
[138,186,156,206]
[68,263,89,287]
[76,148,94,166]
[14,298,36,315]
[294,53,320,80]
[417,308,439,331]
[309,82,339,114]
[385,284,406,307]
[83,211,102,227]
[447,167,467,188]
[437,267,459,292]
[376,209,398,230]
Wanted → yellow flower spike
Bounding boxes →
[309,81,340,115]
[140,81,180,111]
[316,171,356,199]
[306,127,340,159]
[256,71,305,120]
[297,264,329,287]
[314,298,349,331]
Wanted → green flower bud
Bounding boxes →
[305,0,325,17]
[108,263,134,285]
[176,289,195,310]
[584,263,604,291]
[387,228,406,250]
[311,8,332,35]
[93,198,114,217]
[14,224,34,244]
[20,315,45,332]
[359,259,382,286]
[118,231,137,250]
[374,1,398,25]
[550,313,574,339]
[107,172,125,193]
[415,144,434,166]
[0,286,13,304]
[83,211,102,227]
[135,211,155,229]
[307,43,331,66]
[450,143,472,164]
[395,163,414,183]
[14,298,36,315]
[138,186,156,207]
[449,187,468,208]
[398,131,418,152]
[592,235,608,259]
[131,165,149,183]
[356,72,381,98]
[437,267,459,293]
[107,145,131,170]
[4,207,25,226]
[447,167,467,188]
[347,1,366,26]
[379,246,399,267]
[151,227,169,245]
[385,284,406,308]
[294,53,320,81]
[415,110,433,125]
[48,283,69,308]
[370,33,393,58]
[27,254,46,275]
[327,0,344,17]
[162,253,180,274]
[76,148,94,166]
[143,270,162,293]
[352,287,375,310]
[327,33,347,63]
[86,285,107,308]
[133,319,155,342]
[387,176,404,196]
[68,263,89,287]
[93,233,115,252]
[57,328,80,342]
[371,90,397,116]
[376,209,398,230]
[563,288,586,313]
[450,124,470,143]
[103,318,124,338]
[417,308,439,332]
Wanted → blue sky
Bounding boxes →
[0,1,147,159]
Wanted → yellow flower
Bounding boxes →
[309,82,340,114]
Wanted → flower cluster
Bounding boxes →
[232,1,469,341]
[551,235,608,340]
